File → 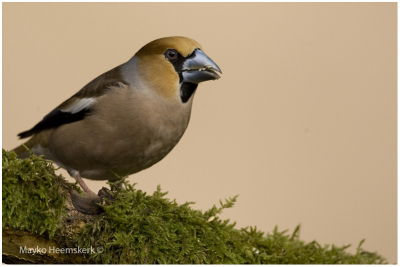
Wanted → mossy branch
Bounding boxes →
[2,149,387,264]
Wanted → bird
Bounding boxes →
[13,36,222,194]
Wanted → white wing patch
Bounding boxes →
[60,98,96,114]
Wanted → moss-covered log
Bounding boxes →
[2,149,387,264]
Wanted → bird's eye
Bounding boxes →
[165,49,178,60]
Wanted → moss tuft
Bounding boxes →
[2,149,78,238]
[70,183,386,264]
[2,149,387,264]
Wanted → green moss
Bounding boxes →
[2,149,387,264]
[2,149,79,238]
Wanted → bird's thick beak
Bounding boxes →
[182,49,222,84]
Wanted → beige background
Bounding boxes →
[3,3,397,263]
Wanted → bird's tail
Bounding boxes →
[13,137,39,159]
[12,129,53,159]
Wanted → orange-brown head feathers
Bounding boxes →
[133,36,221,103]
[136,36,202,58]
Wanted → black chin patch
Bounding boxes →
[164,49,200,103]
[180,82,198,103]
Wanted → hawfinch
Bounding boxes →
[14,36,222,194]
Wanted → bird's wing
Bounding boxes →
[18,65,128,139]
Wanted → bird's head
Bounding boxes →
[134,36,222,103]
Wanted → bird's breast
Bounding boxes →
[48,84,194,180]
[140,115,189,169]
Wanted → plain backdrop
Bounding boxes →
[2,3,397,263]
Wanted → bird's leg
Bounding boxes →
[71,171,96,195]
[118,182,125,190]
